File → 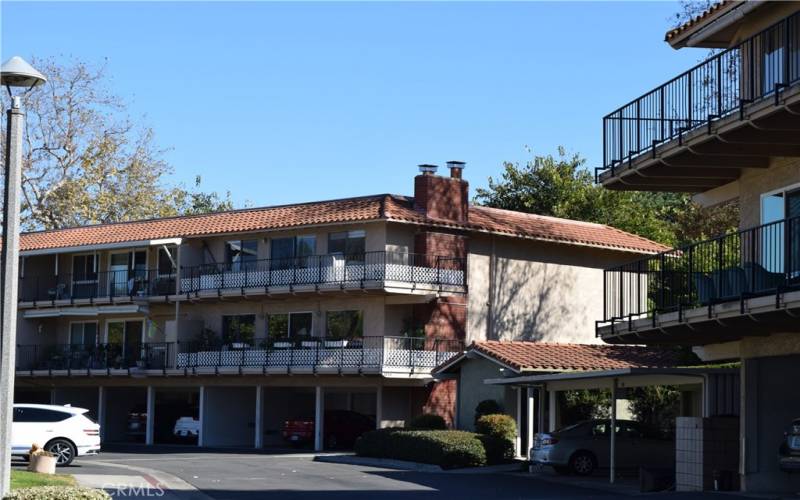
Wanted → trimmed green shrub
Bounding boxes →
[475,414,517,442]
[4,486,111,500]
[478,434,515,464]
[407,413,447,430]
[474,399,502,425]
[355,429,487,469]
[476,414,517,463]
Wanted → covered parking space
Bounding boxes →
[485,367,739,491]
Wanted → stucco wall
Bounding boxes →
[456,356,514,431]
[738,157,800,229]
[467,234,639,344]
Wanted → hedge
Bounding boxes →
[474,399,503,425]
[4,487,111,500]
[355,429,487,469]
[406,414,447,430]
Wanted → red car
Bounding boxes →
[283,410,375,449]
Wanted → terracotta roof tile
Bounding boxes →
[472,341,682,371]
[665,1,735,41]
[16,194,668,255]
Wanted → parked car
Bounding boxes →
[283,410,375,449]
[779,417,800,471]
[530,419,673,476]
[11,404,100,466]
[173,416,200,439]
[126,406,147,442]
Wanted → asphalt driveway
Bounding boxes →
[36,446,743,499]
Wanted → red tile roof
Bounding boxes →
[665,1,735,42]
[17,194,669,255]
[469,341,682,372]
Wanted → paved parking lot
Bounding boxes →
[22,446,748,499]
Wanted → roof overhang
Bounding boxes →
[484,367,737,392]
[432,347,521,376]
[667,1,764,49]
[21,238,183,257]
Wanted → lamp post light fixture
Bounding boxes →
[0,56,45,497]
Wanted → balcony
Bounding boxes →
[18,269,176,305]
[18,251,466,307]
[178,251,466,297]
[597,216,800,345]
[15,336,464,377]
[597,11,800,191]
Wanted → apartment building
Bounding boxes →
[12,163,664,452]
[595,1,800,492]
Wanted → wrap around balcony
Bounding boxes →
[597,216,800,344]
[15,336,464,377]
[18,251,466,305]
[598,11,800,191]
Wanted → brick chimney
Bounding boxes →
[413,161,469,223]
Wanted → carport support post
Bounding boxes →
[537,387,545,435]
[375,385,383,430]
[610,378,617,485]
[146,386,155,446]
[526,387,535,459]
[199,386,206,447]
[254,386,263,449]
[514,387,522,457]
[314,386,324,451]
[98,387,106,441]
[547,389,557,431]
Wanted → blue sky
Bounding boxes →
[2,1,702,208]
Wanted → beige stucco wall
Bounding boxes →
[738,156,800,229]
[467,234,641,344]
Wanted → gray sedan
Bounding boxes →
[530,419,674,476]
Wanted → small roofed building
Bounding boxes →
[434,341,686,455]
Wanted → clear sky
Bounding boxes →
[2,1,702,208]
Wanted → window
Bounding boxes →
[72,255,97,281]
[13,407,71,423]
[326,310,363,339]
[226,240,258,272]
[222,315,256,345]
[270,236,316,269]
[328,230,365,263]
[267,312,313,338]
[70,322,97,346]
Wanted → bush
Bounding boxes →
[355,429,486,469]
[407,414,447,430]
[478,434,515,464]
[474,399,502,425]
[4,487,111,500]
[475,414,517,463]
[475,414,517,442]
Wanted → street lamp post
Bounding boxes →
[0,56,46,497]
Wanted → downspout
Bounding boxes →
[486,235,496,341]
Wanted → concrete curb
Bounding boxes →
[314,454,525,474]
[77,459,214,500]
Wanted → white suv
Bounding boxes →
[11,404,101,466]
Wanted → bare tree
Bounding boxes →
[0,57,229,231]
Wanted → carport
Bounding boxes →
[485,367,739,487]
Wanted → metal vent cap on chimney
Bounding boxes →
[447,161,466,179]
[418,164,438,175]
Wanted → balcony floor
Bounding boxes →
[599,84,800,192]
[599,286,800,345]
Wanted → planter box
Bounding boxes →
[28,454,56,474]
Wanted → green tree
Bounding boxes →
[0,57,232,230]
[475,148,738,247]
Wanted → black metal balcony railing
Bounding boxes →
[179,251,466,294]
[175,336,463,371]
[19,269,176,303]
[15,336,464,373]
[15,342,174,372]
[599,11,800,175]
[600,216,800,330]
